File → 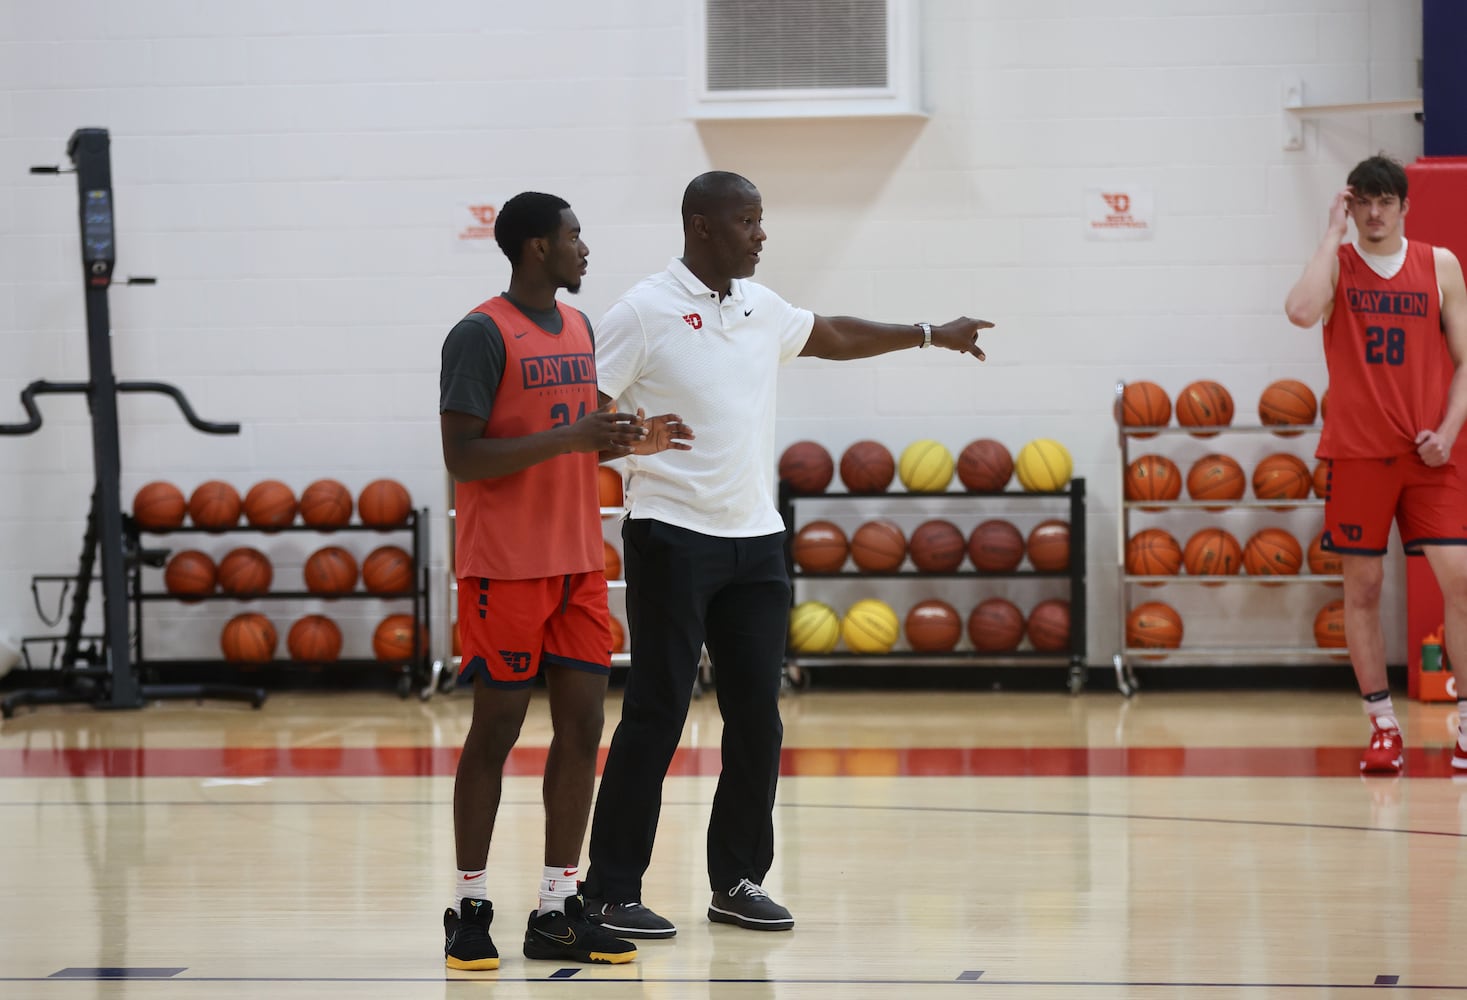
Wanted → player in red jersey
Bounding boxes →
[438,192,691,969]
[1285,155,1467,775]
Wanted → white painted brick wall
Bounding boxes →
[0,0,1424,674]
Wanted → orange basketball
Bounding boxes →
[778,441,834,495]
[164,549,217,598]
[1251,453,1312,503]
[905,599,962,652]
[359,479,412,528]
[1258,378,1318,435]
[132,481,187,531]
[1126,528,1182,584]
[1124,454,1182,506]
[1185,454,1246,507]
[967,598,1026,652]
[597,466,624,509]
[287,614,343,662]
[1312,460,1330,499]
[909,520,966,573]
[1242,527,1303,579]
[956,439,1014,492]
[1026,599,1070,652]
[362,545,413,594]
[1307,531,1342,578]
[372,613,423,661]
[1182,528,1243,581]
[1120,381,1172,437]
[304,545,358,595]
[1126,601,1184,649]
[604,541,621,581]
[1314,599,1347,648]
[188,480,242,530]
[839,440,896,494]
[298,479,353,529]
[967,519,1025,572]
[217,547,273,596]
[792,520,849,573]
[609,615,625,654]
[243,479,298,529]
[1175,380,1234,437]
[850,519,907,572]
[220,612,277,662]
[1026,520,1070,572]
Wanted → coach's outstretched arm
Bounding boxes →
[801,315,992,361]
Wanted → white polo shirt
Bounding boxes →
[596,258,815,537]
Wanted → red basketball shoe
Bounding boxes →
[1360,720,1403,775]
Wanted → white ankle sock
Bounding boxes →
[1458,699,1467,751]
[454,868,487,915]
[538,865,578,915]
[1363,691,1397,732]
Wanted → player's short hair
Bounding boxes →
[495,191,571,266]
[1348,155,1408,201]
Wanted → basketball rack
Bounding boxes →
[0,128,265,718]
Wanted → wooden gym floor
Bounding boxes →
[1,683,1464,998]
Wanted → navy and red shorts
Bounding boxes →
[456,571,612,688]
[1320,455,1467,556]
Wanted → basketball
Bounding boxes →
[968,519,1025,572]
[1307,531,1342,577]
[1242,527,1303,579]
[217,547,273,596]
[1124,454,1182,506]
[1258,378,1318,435]
[220,612,277,662]
[372,613,423,661]
[362,545,413,594]
[908,519,966,573]
[1014,438,1073,492]
[1126,528,1183,584]
[1120,381,1172,437]
[840,598,900,653]
[839,440,896,494]
[164,549,217,598]
[956,439,1014,492]
[1026,519,1070,572]
[789,601,841,654]
[1182,528,1243,581]
[792,520,849,573]
[1126,601,1184,649]
[1175,380,1234,436]
[188,480,242,530]
[287,614,343,663]
[243,479,298,529]
[1312,460,1330,499]
[609,615,625,654]
[967,598,1026,652]
[1185,454,1246,507]
[298,479,353,529]
[898,439,954,493]
[1251,453,1312,503]
[850,519,907,572]
[1314,599,1347,648]
[1026,598,1070,652]
[359,479,412,528]
[132,481,187,531]
[598,465,624,508]
[905,599,962,652]
[604,540,621,581]
[778,441,834,494]
[303,545,358,595]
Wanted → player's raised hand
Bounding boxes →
[572,404,646,457]
[634,408,694,454]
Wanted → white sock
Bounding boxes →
[538,865,579,915]
[454,868,487,915]
[1362,691,1397,732]
[1458,699,1467,751]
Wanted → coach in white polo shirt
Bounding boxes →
[581,171,991,938]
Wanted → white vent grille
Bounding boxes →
[689,0,923,120]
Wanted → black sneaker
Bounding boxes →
[445,898,499,970]
[523,895,638,964]
[582,897,678,939]
[707,879,793,931]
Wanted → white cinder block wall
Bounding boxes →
[0,0,1424,671]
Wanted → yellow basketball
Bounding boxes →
[1015,438,1073,492]
[898,439,954,493]
[789,601,840,654]
[841,598,900,653]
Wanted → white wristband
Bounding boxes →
[917,322,932,349]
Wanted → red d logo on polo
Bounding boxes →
[682,313,702,330]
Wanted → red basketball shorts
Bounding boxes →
[1320,455,1467,555]
[457,572,612,688]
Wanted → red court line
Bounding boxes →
[0,745,1459,778]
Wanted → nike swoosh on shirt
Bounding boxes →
[744,309,753,316]
[513,330,529,338]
